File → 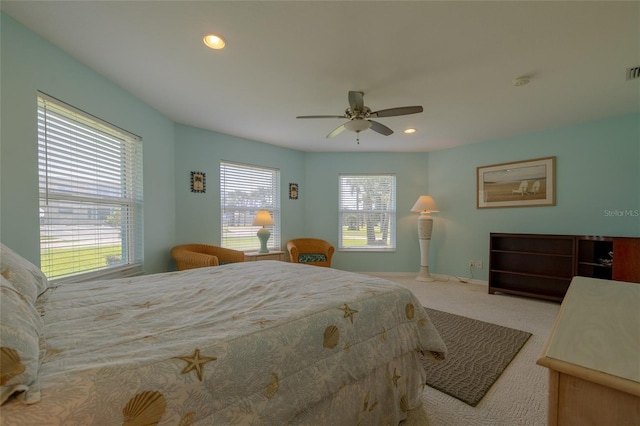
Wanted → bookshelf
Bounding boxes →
[489,233,640,302]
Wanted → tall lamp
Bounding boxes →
[253,210,274,253]
[411,195,439,282]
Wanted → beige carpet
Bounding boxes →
[366,273,560,426]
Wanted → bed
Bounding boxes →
[1,244,446,425]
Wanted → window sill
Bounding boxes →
[50,263,143,284]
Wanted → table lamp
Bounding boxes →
[253,210,274,253]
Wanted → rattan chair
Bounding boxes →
[286,238,335,267]
[171,244,245,271]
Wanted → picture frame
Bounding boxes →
[477,157,556,209]
[289,183,299,200]
[190,171,206,193]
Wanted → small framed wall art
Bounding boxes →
[289,183,299,200]
[191,171,206,193]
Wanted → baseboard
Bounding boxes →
[362,271,488,287]
[432,273,488,286]
[362,271,415,277]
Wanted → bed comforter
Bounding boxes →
[1,261,446,425]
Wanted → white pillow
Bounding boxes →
[0,243,49,304]
[0,276,43,404]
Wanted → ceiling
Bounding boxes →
[2,1,638,152]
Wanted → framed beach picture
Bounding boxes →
[477,157,555,208]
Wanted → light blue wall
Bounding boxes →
[173,139,430,272]
[303,152,429,272]
[174,124,306,249]
[2,12,638,279]
[0,13,177,273]
[426,113,640,280]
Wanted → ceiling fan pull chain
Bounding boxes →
[356,131,360,144]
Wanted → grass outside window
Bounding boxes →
[41,244,122,279]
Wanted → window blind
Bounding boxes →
[339,174,396,251]
[37,93,143,282]
[220,161,280,251]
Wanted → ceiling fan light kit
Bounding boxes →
[297,91,424,144]
[344,119,372,132]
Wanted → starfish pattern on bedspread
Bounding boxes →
[338,303,358,323]
[173,348,217,381]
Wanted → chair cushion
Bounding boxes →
[298,253,327,263]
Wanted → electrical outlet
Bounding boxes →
[476,260,483,269]
[468,260,474,268]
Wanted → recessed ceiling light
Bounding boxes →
[203,34,226,50]
[404,128,417,134]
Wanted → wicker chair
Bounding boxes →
[171,244,245,271]
[286,238,335,267]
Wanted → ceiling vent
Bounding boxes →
[627,66,640,81]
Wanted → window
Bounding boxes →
[339,174,396,251]
[38,93,143,282]
[220,161,280,251]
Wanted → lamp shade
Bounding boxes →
[253,210,274,226]
[411,195,439,213]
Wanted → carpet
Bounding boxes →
[421,307,532,407]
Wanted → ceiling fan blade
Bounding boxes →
[326,124,346,138]
[348,91,364,111]
[369,120,394,136]
[371,106,423,118]
[296,115,347,119]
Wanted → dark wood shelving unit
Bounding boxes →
[489,233,640,302]
[489,233,575,302]
[576,236,613,280]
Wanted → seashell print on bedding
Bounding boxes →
[405,303,415,320]
[122,390,166,426]
[178,411,196,426]
[392,367,401,387]
[380,327,387,342]
[399,394,408,412]
[363,391,378,412]
[323,325,340,349]
[264,373,280,399]
[0,347,25,386]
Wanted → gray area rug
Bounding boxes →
[422,307,532,407]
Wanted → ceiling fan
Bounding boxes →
[296,91,423,143]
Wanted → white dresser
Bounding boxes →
[537,276,640,425]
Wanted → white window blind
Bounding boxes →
[339,174,396,251]
[220,161,280,251]
[37,93,143,282]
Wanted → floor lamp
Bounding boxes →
[411,195,439,282]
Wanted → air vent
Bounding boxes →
[627,66,640,80]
